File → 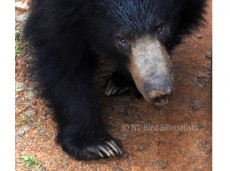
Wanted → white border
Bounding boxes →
[0,0,229,170]
[0,0,15,170]
[213,0,230,170]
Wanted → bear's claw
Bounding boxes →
[97,140,123,157]
[83,139,123,159]
[105,80,130,96]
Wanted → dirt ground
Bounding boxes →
[15,0,212,170]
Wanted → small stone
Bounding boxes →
[15,82,26,92]
[44,108,53,115]
[204,146,212,155]
[15,2,29,11]
[118,134,128,140]
[177,132,184,138]
[15,138,21,143]
[15,14,29,23]
[199,99,205,104]
[197,72,208,79]
[25,110,35,116]
[40,115,47,120]
[206,63,212,71]
[133,114,142,121]
[40,130,46,133]
[190,100,200,110]
[90,166,97,171]
[200,140,207,146]
[196,35,203,39]
[65,163,69,168]
[49,158,56,163]
[178,149,186,155]
[52,134,56,139]
[24,101,33,108]
[205,51,212,59]
[137,144,147,151]
[195,82,204,88]
[27,84,36,91]
[15,22,18,28]
[114,167,123,171]
[15,30,20,38]
[40,167,47,171]
[121,152,129,159]
[195,124,203,130]
[18,125,32,137]
[194,168,202,171]
[152,161,169,169]
[16,98,22,104]
[24,91,36,100]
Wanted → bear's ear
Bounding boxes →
[178,0,207,34]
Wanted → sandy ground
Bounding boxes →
[15,0,212,170]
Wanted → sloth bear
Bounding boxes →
[24,0,206,160]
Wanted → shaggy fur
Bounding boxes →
[24,0,206,160]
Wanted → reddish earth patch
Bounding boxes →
[15,0,212,170]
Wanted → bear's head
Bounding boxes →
[86,0,206,106]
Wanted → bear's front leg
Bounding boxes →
[45,59,123,160]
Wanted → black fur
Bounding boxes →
[24,0,206,160]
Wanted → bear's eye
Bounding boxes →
[118,37,127,46]
[156,25,165,34]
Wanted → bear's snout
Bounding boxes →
[129,36,174,106]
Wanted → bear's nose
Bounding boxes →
[144,74,173,106]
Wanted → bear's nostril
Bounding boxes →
[151,94,172,106]
[146,87,173,101]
